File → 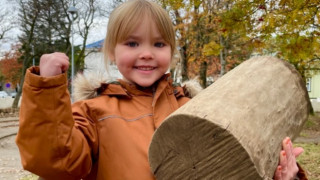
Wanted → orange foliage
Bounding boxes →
[188,56,221,79]
[0,44,23,88]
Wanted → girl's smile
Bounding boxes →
[134,65,157,74]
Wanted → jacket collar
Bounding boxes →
[73,72,201,102]
[99,74,172,99]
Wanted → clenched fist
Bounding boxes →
[40,52,70,77]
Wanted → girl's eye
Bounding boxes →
[126,42,138,47]
[155,42,165,48]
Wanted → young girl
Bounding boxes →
[16,0,306,179]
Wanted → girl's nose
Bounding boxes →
[139,46,154,60]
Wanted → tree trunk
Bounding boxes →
[149,56,310,180]
[12,79,23,108]
[180,46,189,82]
[12,55,32,108]
[12,57,30,108]
[219,35,225,76]
[199,61,207,88]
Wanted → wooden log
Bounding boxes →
[149,56,311,180]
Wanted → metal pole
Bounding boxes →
[32,45,35,66]
[71,15,74,99]
[67,5,77,102]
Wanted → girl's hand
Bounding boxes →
[274,137,304,180]
[40,52,69,77]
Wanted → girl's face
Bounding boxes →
[109,17,172,87]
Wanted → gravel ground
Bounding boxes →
[0,117,32,180]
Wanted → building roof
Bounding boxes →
[86,39,104,49]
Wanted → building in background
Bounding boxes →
[307,75,320,112]
[84,39,122,80]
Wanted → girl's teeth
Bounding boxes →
[138,67,154,70]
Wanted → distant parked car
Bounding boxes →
[0,91,8,98]
[10,92,17,98]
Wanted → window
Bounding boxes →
[306,78,311,92]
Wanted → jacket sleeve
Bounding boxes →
[16,67,98,180]
[296,163,308,180]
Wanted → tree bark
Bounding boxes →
[219,35,225,76]
[180,46,189,82]
[12,56,30,108]
[149,56,310,180]
[199,61,207,88]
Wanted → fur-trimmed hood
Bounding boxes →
[73,73,203,102]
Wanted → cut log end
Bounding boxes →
[149,115,264,180]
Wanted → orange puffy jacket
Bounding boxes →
[16,67,191,180]
[16,67,308,180]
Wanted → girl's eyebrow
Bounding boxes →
[126,35,140,40]
[154,36,165,41]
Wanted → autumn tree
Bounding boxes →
[256,0,320,78]
[161,0,190,82]
[0,44,23,89]
[158,0,263,87]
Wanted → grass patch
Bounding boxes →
[304,119,316,129]
[19,174,38,180]
[299,132,308,137]
[294,143,320,180]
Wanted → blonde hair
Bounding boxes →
[103,0,175,65]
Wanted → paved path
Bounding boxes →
[0,117,18,140]
[295,136,320,143]
[0,117,32,180]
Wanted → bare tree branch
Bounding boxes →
[0,2,16,41]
